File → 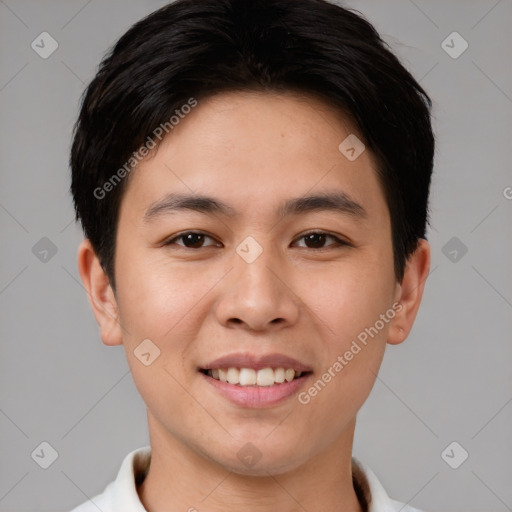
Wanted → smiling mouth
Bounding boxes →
[200,367,311,387]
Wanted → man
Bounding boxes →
[70,1,434,510]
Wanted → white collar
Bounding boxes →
[71,446,424,512]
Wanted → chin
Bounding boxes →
[208,438,310,477]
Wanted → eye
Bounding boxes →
[162,230,350,250]
[293,231,349,250]
[163,231,220,249]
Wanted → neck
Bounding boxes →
[138,414,365,512]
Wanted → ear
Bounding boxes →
[77,238,123,346]
[387,238,431,345]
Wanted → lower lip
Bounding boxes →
[200,372,311,408]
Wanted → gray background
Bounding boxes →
[1,1,511,511]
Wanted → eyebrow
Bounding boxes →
[143,191,367,223]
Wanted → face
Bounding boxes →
[80,90,429,476]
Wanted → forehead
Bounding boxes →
[119,90,388,226]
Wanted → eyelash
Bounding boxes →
[162,230,351,250]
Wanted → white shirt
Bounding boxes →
[70,446,425,512]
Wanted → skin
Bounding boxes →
[78,90,430,512]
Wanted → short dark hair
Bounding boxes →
[70,0,435,290]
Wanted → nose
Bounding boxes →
[214,238,300,332]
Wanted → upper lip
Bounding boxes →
[201,352,313,372]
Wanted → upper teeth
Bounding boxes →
[208,367,303,386]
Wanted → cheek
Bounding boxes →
[115,264,198,423]
[302,257,395,336]
[298,275,391,425]
[115,254,201,335]
[296,257,394,402]
[114,255,221,403]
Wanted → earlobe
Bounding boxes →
[387,239,431,345]
[77,238,123,346]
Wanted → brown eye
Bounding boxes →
[294,231,348,249]
[303,233,328,249]
[180,233,206,248]
[163,230,349,250]
[164,232,218,249]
